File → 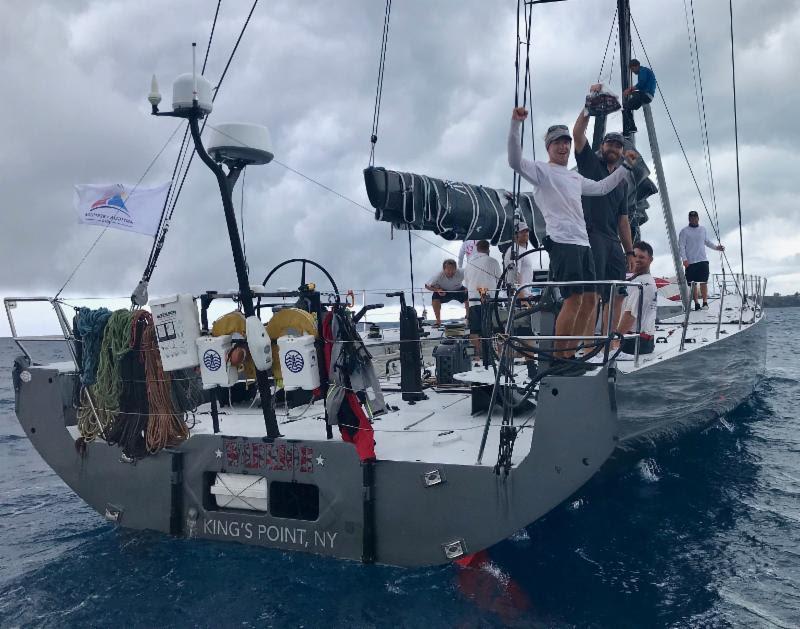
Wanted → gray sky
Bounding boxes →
[1,0,797,336]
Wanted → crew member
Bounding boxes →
[508,107,638,364]
[678,210,724,310]
[574,96,636,334]
[458,240,478,269]
[465,240,502,354]
[622,59,656,136]
[425,259,468,327]
[502,221,536,297]
[615,241,658,355]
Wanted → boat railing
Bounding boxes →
[708,272,766,329]
[3,296,79,368]
[476,279,645,466]
[504,278,646,364]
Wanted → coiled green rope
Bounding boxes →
[78,309,134,441]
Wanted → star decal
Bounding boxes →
[215,449,223,459]
[316,455,325,467]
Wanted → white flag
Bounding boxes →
[74,182,170,236]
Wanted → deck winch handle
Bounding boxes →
[353,303,384,324]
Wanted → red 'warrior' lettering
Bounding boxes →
[224,439,240,467]
[299,446,314,473]
[245,442,266,469]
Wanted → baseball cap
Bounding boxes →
[515,219,529,232]
[602,131,625,146]
[544,124,571,147]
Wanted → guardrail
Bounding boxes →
[4,296,78,368]
[476,279,645,465]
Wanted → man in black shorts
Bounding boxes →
[425,259,468,326]
[573,98,636,334]
[678,211,725,310]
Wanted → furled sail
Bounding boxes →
[363,166,546,248]
[364,164,657,247]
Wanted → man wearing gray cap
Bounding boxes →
[508,107,638,360]
[573,97,636,333]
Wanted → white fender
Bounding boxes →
[245,315,272,371]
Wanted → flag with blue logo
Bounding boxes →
[74,182,170,236]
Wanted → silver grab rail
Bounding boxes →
[4,296,79,368]
[679,282,696,352]
[716,271,726,340]
[476,279,644,465]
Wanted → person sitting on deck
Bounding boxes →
[465,240,502,355]
[678,210,725,311]
[425,258,468,327]
[615,241,658,355]
[622,59,656,136]
[507,107,638,365]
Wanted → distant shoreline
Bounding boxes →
[763,296,800,308]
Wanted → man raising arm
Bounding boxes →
[508,107,637,365]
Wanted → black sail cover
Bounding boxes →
[363,166,546,248]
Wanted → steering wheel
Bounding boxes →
[261,258,341,304]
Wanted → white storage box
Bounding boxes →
[210,473,267,511]
[150,294,201,371]
[277,335,320,391]
[197,335,238,390]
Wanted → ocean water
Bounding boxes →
[0,311,798,628]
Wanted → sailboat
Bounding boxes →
[6,0,765,567]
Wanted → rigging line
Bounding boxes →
[728,0,745,279]
[143,0,258,283]
[54,122,185,299]
[629,15,742,292]
[202,0,223,74]
[628,18,724,249]
[688,0,719,228]
[143,0,222,277]
[206,123,502,278]
[407,230,416,309]
[240,165,247,267]
[607,20,618,86]
[597,5,619,82]
[369,0,393,166]
[145,125,192,274]
[683,0,719,235]
[523,1,536,161]
[213,0,259,98]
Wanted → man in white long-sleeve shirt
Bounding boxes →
[507,107,637,361]
[678,210,724,310]
[465,240,502,354]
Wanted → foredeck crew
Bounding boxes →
[507,107,637,363]
[425,259,469,327]
[678,210,725,310]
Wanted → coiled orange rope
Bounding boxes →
[131,310,190,452]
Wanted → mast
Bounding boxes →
[594,0,633,150]
[618,0,691,311]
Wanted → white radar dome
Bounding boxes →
[172,73,213,114]
[207,122,274,165]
